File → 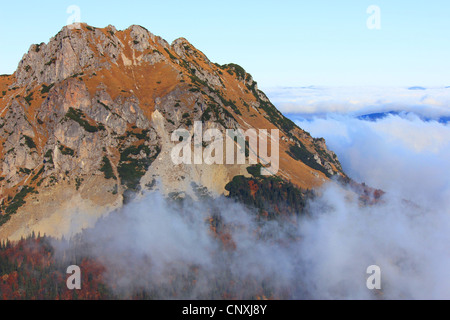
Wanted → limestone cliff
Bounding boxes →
[0,23,345,240]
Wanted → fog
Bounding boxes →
[54,89,450,299]
[59,164,450,299]
[299,182,450,299]
[293,114,450,208]
[291,100,450,299]
[57,193,306,299]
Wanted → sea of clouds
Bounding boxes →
[267,86,450,299]
[265,86,450,205]
[265,86,450,120]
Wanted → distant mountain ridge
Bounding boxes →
[357,111,450,124]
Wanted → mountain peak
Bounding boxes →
[0,24,346,241]
[14,24,169,89]
[172,37,192,47]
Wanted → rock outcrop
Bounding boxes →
[0,23,346,240]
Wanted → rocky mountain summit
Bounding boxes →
[0,24,345,240]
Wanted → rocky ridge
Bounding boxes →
[0,23,345,240]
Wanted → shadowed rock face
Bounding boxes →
[0,23,345,240]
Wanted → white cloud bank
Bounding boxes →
[264,86,450,119]
[62,176,450,299]
[293,114,450,207]
[299,182,450,299]
[282,86,450,299]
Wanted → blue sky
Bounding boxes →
[0,0,449,87]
